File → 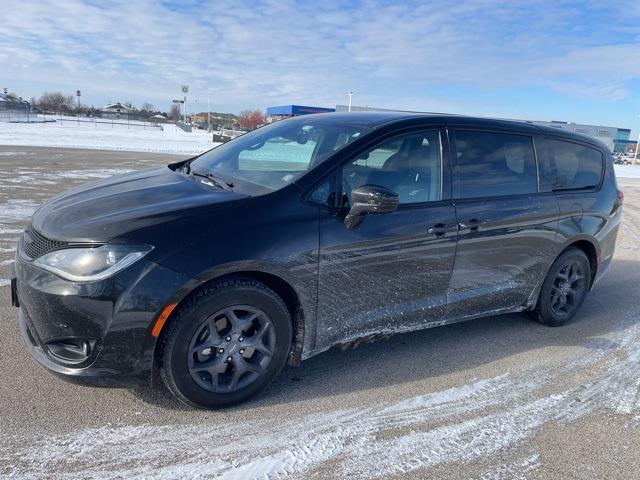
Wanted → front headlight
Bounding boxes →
[33,244,153,282]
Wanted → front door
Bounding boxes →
[313,128,458,352]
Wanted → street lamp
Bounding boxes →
[348,91,353,112]
[634,116,639,166]
[181,85,189,123]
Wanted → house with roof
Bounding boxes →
[0,93,30,112]
[101,102,138,120]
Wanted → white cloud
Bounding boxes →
[0,0,639,113]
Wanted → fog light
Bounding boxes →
[46,339,96,364]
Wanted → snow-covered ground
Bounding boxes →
[1,148,640,478]
[0,121,218,155]
[615,164,640,179]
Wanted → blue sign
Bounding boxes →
[267,105,335,116]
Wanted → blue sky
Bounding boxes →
[1,0,639,135]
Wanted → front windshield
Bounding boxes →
[190,117,369,190]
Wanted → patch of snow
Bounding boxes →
[0,199,39,223]
[4,314,640,479]
[58,168,134,179]
[614,164,640,179]
[0,151,31,156]
[0,168,136,189]
[0,122,219,155]
[478,454,540,480]
[0,279,9,287]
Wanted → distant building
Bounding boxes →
[189,111,238,129]
[335,104,634,153]
[528,120,632,153]
[0,93,30,112]
[335,104,424,114]
[191,112,209,124]
[266,104,335,122]
[101,102,137,120]
[614,139,637,154]
[149,113,169,124]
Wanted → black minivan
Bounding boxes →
[10,112,622,408]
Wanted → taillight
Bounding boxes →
[618,190,624,205]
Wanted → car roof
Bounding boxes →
[298,112,608,150]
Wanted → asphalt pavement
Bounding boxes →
[1,146,639,479]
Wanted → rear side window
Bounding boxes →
[546,139,603,190]
[453,130,537,199]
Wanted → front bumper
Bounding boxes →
[11,256,194,386]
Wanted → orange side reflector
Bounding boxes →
[151,303,177,337]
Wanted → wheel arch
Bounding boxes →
[527,236,600,311]
[151,267,307,378]
[562,238,599,288]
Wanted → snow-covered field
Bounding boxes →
[0,121,218,154]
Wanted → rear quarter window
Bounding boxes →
[546,139,604,191]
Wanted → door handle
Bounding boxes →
[458,218,484,231]
[427,223,449,236]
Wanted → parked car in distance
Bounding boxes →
[11,112,622,408]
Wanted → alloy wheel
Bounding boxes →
[549,260,586,318]
[187,306,276,393]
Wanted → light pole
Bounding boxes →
[194,99,198,125]
[181,85,189,123]
[633,130,639,165]
[207,92,211,132]
[348,91,353,112]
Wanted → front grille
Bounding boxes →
[21,225,69,260]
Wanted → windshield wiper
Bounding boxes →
[183,159,194,174]
[190,170,234,190]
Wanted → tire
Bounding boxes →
[159,278,292,408]
[532,248,591,327]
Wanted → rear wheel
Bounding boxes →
[533,248,591,327]
[159,279,292,408]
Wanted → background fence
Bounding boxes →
[0,110,162,130]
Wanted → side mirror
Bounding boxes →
[344,185,399,229]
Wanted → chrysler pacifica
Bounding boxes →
[10,112,622,407]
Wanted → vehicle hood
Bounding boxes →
[32,166,248,242]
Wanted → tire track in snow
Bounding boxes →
[3,316,639,479]
[477,454,541,480]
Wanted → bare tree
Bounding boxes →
[237,109,265,131]
[38,92,75,113]
[139,102,155,118]
[169,104,181,121]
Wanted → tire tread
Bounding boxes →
[158,277,290,408]
[533,247,591,327]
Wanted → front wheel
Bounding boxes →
[159,279,292,408]
[532,248,591,327]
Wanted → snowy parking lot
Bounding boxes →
[1,146,640,479]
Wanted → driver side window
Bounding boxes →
[342,130,442,205]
